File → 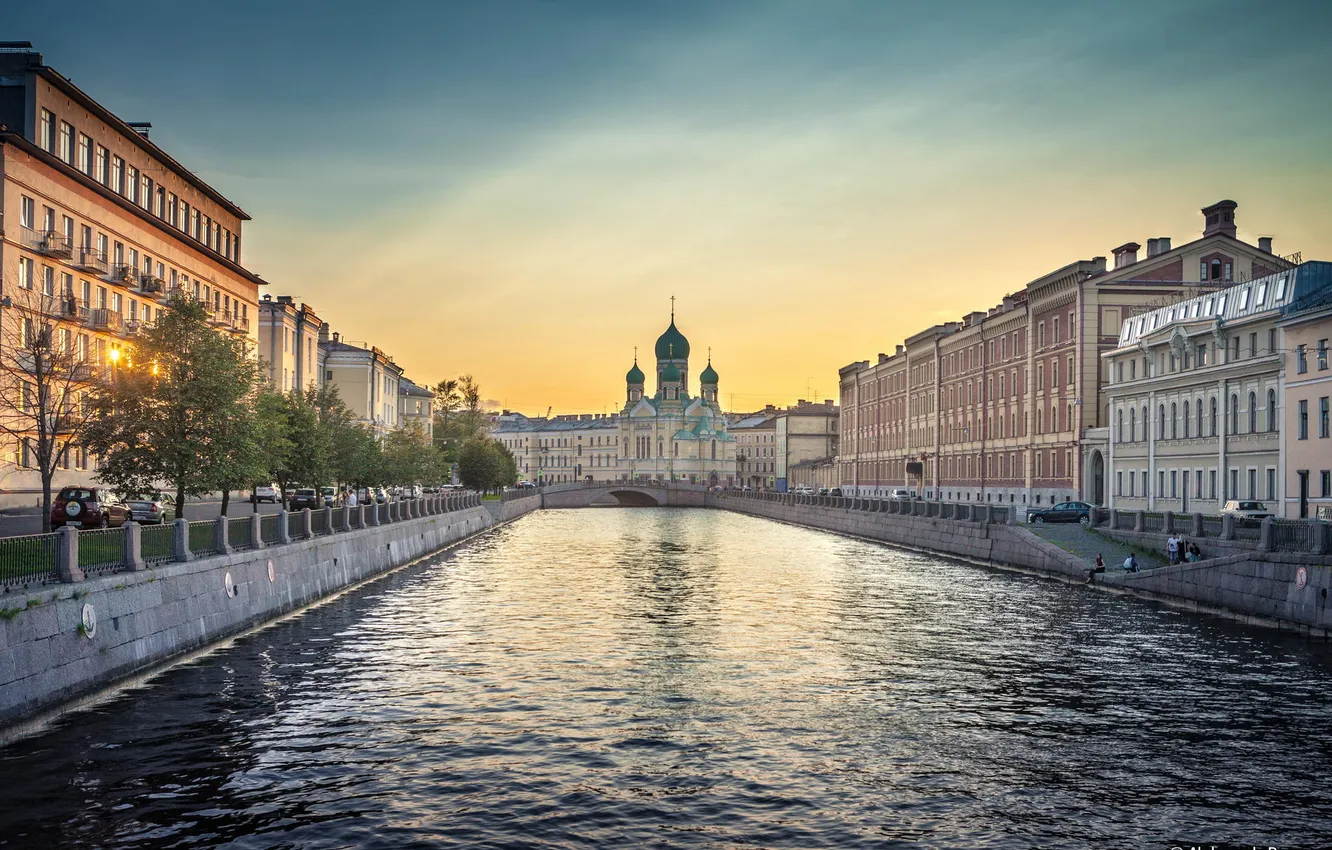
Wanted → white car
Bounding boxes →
[888,488,916,501]
[793,486,815,495]
[252,484,280,504]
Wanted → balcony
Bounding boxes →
[37,229,73,259]
[109,265,140,288]
[138,275,165,295]
[228,314,251,335]
[87,308,124,333]
[58,295,85,320]
[124,319,140,337]
[72,248,109,275]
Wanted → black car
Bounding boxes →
[1027,501,1094,524]
[288,488,321,510]
[829,488,844,497]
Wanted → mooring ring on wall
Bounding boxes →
[1296,566,1309,590]
[267,560,275,583]
[81,603,97,639]
[225,571,237,598]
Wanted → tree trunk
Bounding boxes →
[40,466,54,534]
[176,484,187,521]
[220,489,230,517]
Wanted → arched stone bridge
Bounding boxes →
[538,482,709,508]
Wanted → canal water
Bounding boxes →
[2,509,1330,848]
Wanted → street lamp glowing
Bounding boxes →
[108,346,121,365]
[151,362,159,376]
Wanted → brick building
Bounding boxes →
[838,200,1296,512]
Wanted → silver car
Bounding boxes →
[126,493,175,524]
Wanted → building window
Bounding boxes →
[1322,397,1330,439]
[1248,391,1257,433]
[1229,394,1239,434]
[1183,401,1190,438]
[95,146,108,184]
[1320,340,1329,370]
[1159,404,1166,439]
[111,156,124,194]
[1298,400,1308,440]
[58,121,73,163]
[1267,468,1276,501]
[39,109,54,151]
[1267,389,1277,432]
[1297,345,1307,374]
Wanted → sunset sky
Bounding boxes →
[10,0,1332,414]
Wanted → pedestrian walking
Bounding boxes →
[348,489,358,508]
[1166,534,1180,565]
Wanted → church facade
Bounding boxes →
[617,314,737,486]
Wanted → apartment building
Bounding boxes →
[258,294,323,391]
[729,409,777,489]
[1092,264,1330,516]
[774,399,838,489]
[399,378,436,441]
[318,328,403,440]
[838,199,1296,510]
[0,44,262,506]
[492,412,621,484]
[1279,267,1332,518]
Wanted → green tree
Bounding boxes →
[263,388,331,500]
[456,435,500,493]
[382,421,434,486]
[86,295,262,513]
[431,378,460,451]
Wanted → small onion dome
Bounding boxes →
[661,363,682,383]
[655,320,690,360]
[626,362,645,384]
[699,361,719,384]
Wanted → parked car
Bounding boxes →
[289,488,320,510]
[793,486,814,495]
[51,487,130,529]
[1220,500,1273,527]
[374,487,388,504]
[252,484,280,504]
[125,492,175,525]
[888,488,916,501]
[829,488,844,497]
[1027,501,1094,524]
[321,487,338,505]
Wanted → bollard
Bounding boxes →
[340,505,351,531]
[1109,508,1119,530]
[1313,521,1327,556]
[323,504,333,533]
[370,503,380,526]
[123,521,145,571]
[278,509,292,544]
[1221,514,1236,540]
[1191,512,1204,538]
[55,526,84,582]
[1134,510,1145,533]
[1163,511,1175,534]
[357,504,367,529]
[172,517,192,562]
[301,507,313,538]
[215,515,232,556]
[1258,517,1274,552]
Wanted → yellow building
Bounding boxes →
[1279,274,1332,518]
[0,44,262,509]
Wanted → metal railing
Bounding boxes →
[260,513,281,545]
[1234,521,1261,541]
[1271,519,1311,552]
[377,504,389,524]
[228,516,253,551]
[78,528,125,575]
[1201,516,1223,538]
[141,523,174,565]
[73,247,109,274]
[1141,512,1165,533]
[311,509,329,536]
[287,511,304,540]
[189,520,219,558]
[0,532,60,589]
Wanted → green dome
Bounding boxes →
[660,363,682,383]
[626,362,645,384]
[699,361,719,384]
[654,320,690,360]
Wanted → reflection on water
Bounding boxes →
[2,508,1330,848]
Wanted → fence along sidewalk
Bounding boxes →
[0,493,483,592]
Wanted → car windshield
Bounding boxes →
[58,488,96,500]
[1239,502,1266,510]
[295,489,316,496]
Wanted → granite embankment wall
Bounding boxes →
[0,494,541,728]
[711,493,1332,637]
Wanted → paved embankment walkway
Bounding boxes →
[1027,523,1168,570]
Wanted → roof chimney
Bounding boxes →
[1112,242,1141,269]
[1090,256,1107,274]
[1258,236,1273,254]
[1201,199,1238,238]
[1156,236,1170,254]
[895,344,905,355]
[1146,238,1159,258]
[126,121,152,139]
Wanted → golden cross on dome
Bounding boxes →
[633,345,637,363]
[670,294,675,321]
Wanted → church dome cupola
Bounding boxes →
[699,361,718,385]
[626,350,645,403]
[626,361,645,385]
[654,301,690,361]
[660,362,682,383]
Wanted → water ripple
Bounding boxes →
[2,508,1330,848]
